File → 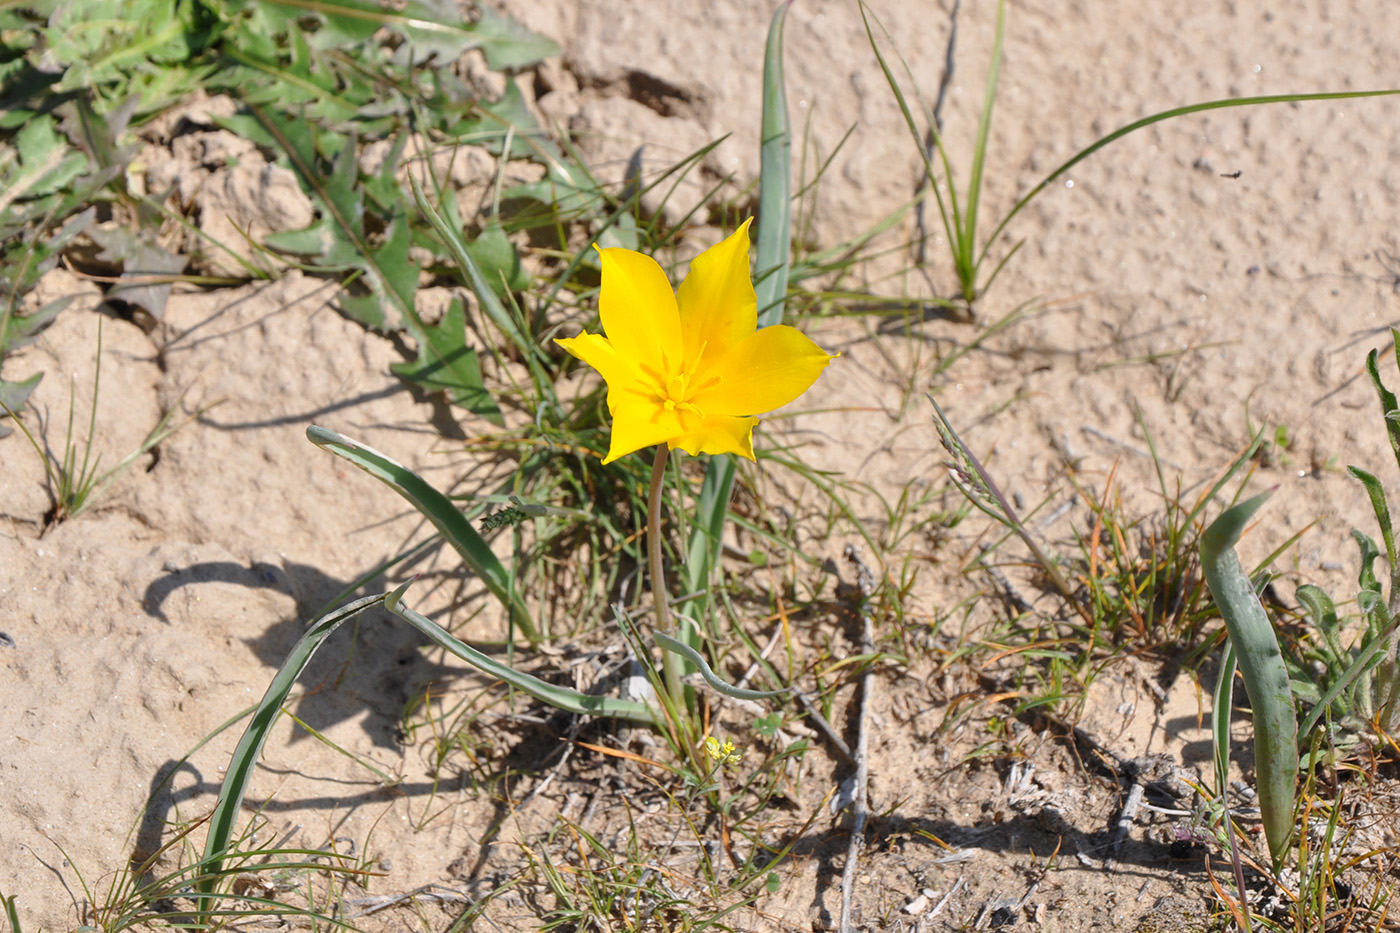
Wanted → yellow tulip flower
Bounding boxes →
[557,218,834,464]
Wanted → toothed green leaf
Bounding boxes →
[390,297,501,423]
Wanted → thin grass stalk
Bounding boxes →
[958,0,1005,299]
[1213,642,1238,801]
[408,174,552,400]
[928,394,1091,626]
[859,1,955,267]
[76,318,102,498]
[1200,491,1298,869]
[982,89,1400,276]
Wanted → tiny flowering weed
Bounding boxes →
[557,218,834,464]
[704,735,742,768]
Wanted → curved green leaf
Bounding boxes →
[307,425,537,643]
[386,585,658,724]
[1200,491,1297,868]
[654,632,790,701]
[199,591,388,916]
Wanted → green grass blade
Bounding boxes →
[962,0,1004,289]
[409,175,530,358]
[197,591,389,917]
[858,1,956,275]
[408,173,553,405]
[984,89,1400,265]
[1213,640,1237,798]
[307,425,539,644]
[754,0,792,329]
[1200,491,1297,868]
[384,584,658,723]
[2,890,21,933]
[1184,429,1266,528]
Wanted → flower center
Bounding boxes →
[662,372,701,415]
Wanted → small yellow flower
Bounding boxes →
[557,219,834,464]
[704,735,742,767]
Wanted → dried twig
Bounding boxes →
[839,547,877,933]
[931,878,964,916]
[795,688,858,768]
[346,883,473,918]
[1107,780,1145,865]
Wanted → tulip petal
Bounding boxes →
[694,325,835,416]
[670,414,760,461]
[556,332,648,407]
[604,397,687,464]
[597,246,683,375]
[676,219,757,373]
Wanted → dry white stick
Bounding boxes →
[931,878,963,917]
[838,612,875,933]
[1107,780,1146,866]
[346,884,472,918]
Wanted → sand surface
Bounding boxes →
[3,1,1399,929]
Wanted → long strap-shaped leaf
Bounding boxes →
[654,632,790,701]
[307,425,538,644]
[385,585,658,724]
[1200,491,1297,869]
[198,583,659,921]
[754,0,792,328]
[1213,642,1238,801]
[198,592,389,917]
[686,2,795,632]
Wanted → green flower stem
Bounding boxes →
[647,444,686,710]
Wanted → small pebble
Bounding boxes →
[0,632,14,649]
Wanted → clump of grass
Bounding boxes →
[861,0,1400,311]
[506,717,824,932]
[1,319,203,527]
[929,394,1267,710]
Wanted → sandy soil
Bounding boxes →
[4,0,1400,930]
